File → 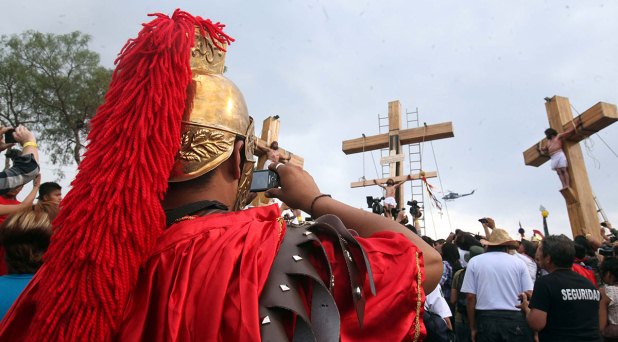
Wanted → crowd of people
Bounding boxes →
[419,217,618,342]
[0,125,63,319]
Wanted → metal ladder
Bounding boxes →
[377,114,390,179]
[406,108,426,235]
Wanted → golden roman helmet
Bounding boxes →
[170,27,255,210]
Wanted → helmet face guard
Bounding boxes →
[169,28,255,210]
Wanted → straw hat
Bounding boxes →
[480,228,518,247]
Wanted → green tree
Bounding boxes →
[0,31,112,166]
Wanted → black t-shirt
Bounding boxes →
[529,269,601,342]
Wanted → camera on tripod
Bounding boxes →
[366,196,385,215]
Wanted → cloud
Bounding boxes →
[3,1,616,240]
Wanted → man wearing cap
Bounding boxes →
[461,228,534,342]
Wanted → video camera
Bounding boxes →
[407,200,422,219]
[598,245,615,257]
[366,196,385,215]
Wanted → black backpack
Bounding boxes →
[423,310,451,342]
[455,268,468,314]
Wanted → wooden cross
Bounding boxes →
[523,95,617,239]
[252,116,304,206]
[342,100,454,208]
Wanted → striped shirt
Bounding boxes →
[0,154,39,194]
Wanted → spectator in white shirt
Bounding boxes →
[515,239,538,283]
[461,228,534,342]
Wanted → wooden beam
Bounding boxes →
[400,122,454,146]
[523,101,618,166]
[342,122,455,155]
[522,140,550,167]
[350,171,437,188]
[560,187,577,205]
[255,138,304,168]
[388,101,402,132]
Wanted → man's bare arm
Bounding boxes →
[266,163,443,293]
[373,179,386,189]
[394,175,413,188]
[255,144,269,154]
[557,125,576,140]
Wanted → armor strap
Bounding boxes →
[259,215,375,341]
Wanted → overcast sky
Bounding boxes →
[2,1,616,239]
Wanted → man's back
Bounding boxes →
[530,270,600,342]
[117,205,427,341]
[461,251,533,310]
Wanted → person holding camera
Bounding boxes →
[478,217,496,238]
[0,12,442,341]
[0,126,40,192]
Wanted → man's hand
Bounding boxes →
[33,174,41,188]
[13,125,36,145]
[471,328,477,342]
[0,126,15,152]
[265,163,321,214]
[517,292,530,315]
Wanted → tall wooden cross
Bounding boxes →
[342,100,454,208]
[252,115,304,206]
[523,95,617,239]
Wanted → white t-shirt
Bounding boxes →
[458,247,468,268]
[514,252,537,282]
[461,251,533,311]
[425,284,452,319]
[263,159,273,170]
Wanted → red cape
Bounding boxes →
[2,205,426,341]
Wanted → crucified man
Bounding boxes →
[373,175,413,219]
[539,127,574,189]
[256,141,292,170]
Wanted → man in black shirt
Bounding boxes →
[520,235,601,342]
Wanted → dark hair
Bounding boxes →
[441,242,461,269]
[573,235,595,257]
[574,242,586,260]
[545,128,558,139]
[456,233,482,251]
[422,236,435,247]
[38,182,62,200]
[487,245,509,253]
[542,235,575,268]
[435,239,446,245]
[270,141,279,150]
[386,179,394,186]
[519,240,537,259]
[601,257,618,280]
[0,202,58,274]
[404,224,417,235]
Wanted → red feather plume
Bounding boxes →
[11,9,233,341]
